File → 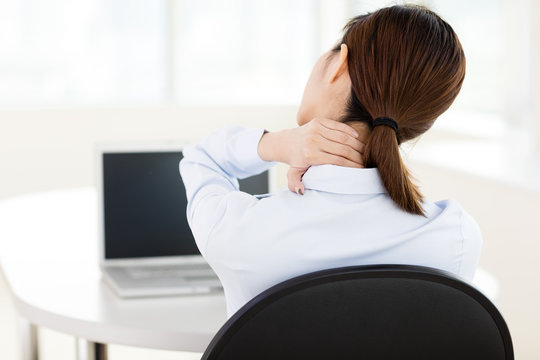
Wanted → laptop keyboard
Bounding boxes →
[127,264,216,280]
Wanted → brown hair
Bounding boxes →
[336,5,466,216]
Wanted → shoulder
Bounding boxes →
[431,198,464,213]
[430,198,483,279]
[429,199,482,240]
[432,199,479,230]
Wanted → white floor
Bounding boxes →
[0,274,202,360]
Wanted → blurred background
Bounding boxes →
[0,0,538,359]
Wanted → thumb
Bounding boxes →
[287,167,307,195]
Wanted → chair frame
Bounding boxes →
[202,264,513,360]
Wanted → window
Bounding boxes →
[0,0,535,142]
[0,0,166,107]
[172,0,319,105]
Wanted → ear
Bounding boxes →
[329,44,348,83]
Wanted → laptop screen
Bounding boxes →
[103,151,269,259]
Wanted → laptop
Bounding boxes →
[97,144,270,298]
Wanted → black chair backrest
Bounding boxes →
[202,265,513,360]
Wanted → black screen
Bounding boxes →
[103,151,269,259]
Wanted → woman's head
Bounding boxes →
[298,5,466,215]
[296,45,352,126]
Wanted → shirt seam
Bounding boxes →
[457,210,466,276]
[204,197,228,256]
[204,192,259,258]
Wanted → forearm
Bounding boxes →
[256,129,292,164]
[257,119,364,170]
[181,126,273,187]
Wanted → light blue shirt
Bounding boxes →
[179,126,482,316]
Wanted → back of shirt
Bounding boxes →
[205,178,482,315]
[180,126,483,316]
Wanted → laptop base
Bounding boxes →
[102,264,223,298]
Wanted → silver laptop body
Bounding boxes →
[96,143,270,298]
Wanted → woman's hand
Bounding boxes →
[258,118,365,194]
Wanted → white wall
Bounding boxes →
[1,106,539,358]
[408,161,540,360]
[0,106,295,199]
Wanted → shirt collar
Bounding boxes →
[301,165,386,195]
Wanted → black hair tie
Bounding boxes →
[373,117,401,144]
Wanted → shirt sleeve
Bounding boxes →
[179,126,275,256]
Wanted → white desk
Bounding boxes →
[0,187,500,360]
[0,188,227,360]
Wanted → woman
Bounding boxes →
[180,5,481,317]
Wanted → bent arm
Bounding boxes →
[180,120,363,255]
[179,126,275,255]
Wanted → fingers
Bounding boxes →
[294,118,366,169]
[287,167,307,195]
[316,118,359,139]
[310,118,365,167]
[316,138,363,165]
[319,129,365,153]
[320,152,364,168]
[311,117,365,153]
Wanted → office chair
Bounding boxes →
[202,265,513,360]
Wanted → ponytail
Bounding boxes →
[364,123,425,216]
